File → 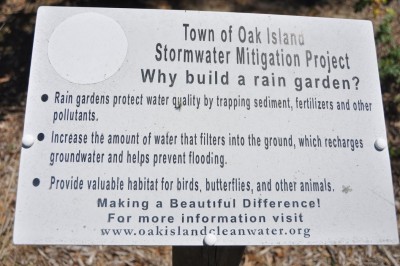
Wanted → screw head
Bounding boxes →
[22,134,35,148]
[204,234,217,246]
[374,138,387,151]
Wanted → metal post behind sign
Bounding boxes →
[173,246,245,266]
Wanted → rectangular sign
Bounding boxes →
[14,6,398,245]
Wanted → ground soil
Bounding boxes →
[0,0,399,265]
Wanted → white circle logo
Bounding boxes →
[48,12,128,84]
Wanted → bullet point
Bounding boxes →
[37,133,45,141]
[32,178,40,187]
[41,94,48,102]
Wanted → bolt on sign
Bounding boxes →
[14,7,398,245]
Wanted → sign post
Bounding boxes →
[15,6,398,254]
[172,246,245,266]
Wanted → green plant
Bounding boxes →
[354,0,399,91]
[355,0,400,160]
[376,9,400,88]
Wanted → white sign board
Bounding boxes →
[14,7,398,245]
